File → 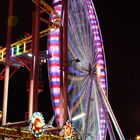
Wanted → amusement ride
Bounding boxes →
[0,0,125,139]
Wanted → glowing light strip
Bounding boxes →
[0,43,31,62]
[48,1,62,125]
[86,1,107,90]
[23,42,26,53]
[0,50,6,61]
[86,0,107,139]
[11,47,14,56]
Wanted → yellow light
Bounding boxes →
[16,45,20,55]
[136,135,140,140]
[96,63,101,77]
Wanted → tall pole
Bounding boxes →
[33,0,40,113]
[98,80,125,140]
[2,0,14,125]
[28,0,40,120]
[28,12,35,120]
[33,0,41,113]
[60,25,64,127]
[63,0,68,122]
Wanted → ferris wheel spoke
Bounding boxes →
[67,0,108,139]
[68,1,96,69]
[69,76,89,107]
[47,0,110,139]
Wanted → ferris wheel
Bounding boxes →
[0,0,125,139]
[47,0,125,140]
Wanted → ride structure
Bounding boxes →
[0,0,125,139]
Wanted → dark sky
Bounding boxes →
[0,0,140,139]
[94,0,140,139]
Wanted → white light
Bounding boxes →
[54,99,60,104]
[55,108,60,115]
[72,113,86,121]
[27,53,33,57]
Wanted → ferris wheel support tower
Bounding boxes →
[2,0,14,126]
[62,0,68,124]
[28,0,41,120]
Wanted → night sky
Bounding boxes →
[0,0,140,139]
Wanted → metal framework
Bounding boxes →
[0,0,125,139]
[0,0,62,139]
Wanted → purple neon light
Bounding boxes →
[86,0,107,90]
[48,1,108,137]
[86,0,107,138]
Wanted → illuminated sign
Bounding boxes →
[30,112,45,137]
[0,127,64,140]
[0,42,31,62]
[0,127,31,138]
[0,126,64,139]
[62,120,74,140]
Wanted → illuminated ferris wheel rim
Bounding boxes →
[89,0,108,93]
[48,0,108,127]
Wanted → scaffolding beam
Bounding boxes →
[2,0,14,125]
